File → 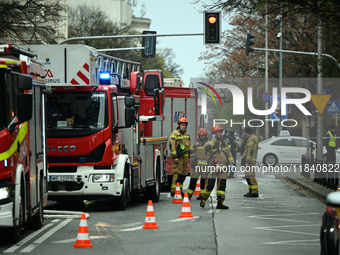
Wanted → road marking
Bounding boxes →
[120,226,143,231]
[52,236,111,243]
[263,239,319,245]
[168,217,199,222]
[254,226,319,236]
[3,222,56,253]
[20,219,72,253]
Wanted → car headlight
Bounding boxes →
[92,174,115,182]
[0,187,10,200]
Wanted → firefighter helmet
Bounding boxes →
[197,128,207,135]
[211,125,224,134]
[178,117,188,127]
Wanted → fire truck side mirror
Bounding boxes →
[125,96,135,107]
[17,93,32,124]
[125,108,135,127]
[16,72,33,90]
[125,96,135,127]
[12,72,33,127]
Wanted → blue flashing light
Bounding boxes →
[4,159,7,167]
[99,72,110,80]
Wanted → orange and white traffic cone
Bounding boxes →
[172,182,183,204]
[179,192,194,218]
[193,177,201,195]
[142,200,159,229]
[72,213,94,248]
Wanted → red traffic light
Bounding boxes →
[208,16,217,24]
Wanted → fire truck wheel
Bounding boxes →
[29,175,44,230]
[9,194,24,243]
[145,161,161,202]
[116,178,128,210]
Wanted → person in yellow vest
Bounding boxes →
[169,117,191,196]
[200,125,235,209]
[243,127,259,197]
[187,128,209,200]
[325,125,337,164]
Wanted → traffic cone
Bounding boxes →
[172,182,183,204]
[72,213,94,248]
[142,200,159,229]
[193,177,201,195]
[179,192,194,218]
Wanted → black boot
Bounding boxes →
[244,193,259,197]
[216,198,229,209]
[196,195,203,200]
[200,199,206,208]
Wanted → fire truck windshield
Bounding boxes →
[46,92,108,138]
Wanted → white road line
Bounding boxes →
[263,239,320,245]
[120,226,143,231]
[3,222,56,253]
[167,217,199,222]
[44,214,83,219]
[20,218,72,253]
[254,226,319,236]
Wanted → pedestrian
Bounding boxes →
[200,125,235,209]
[169,117,191,196]
[187,128,209,200]
[243,127,259,197]
[325,125,337,164]
[226,130,237,178]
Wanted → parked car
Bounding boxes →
[257,136,339,166]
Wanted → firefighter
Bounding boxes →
[226,130,237,178]
[169,117,191,196]
[200,125,235,209]
[243,127,259,197]
[187,128,209,200]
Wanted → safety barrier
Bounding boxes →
[301,155,339,191]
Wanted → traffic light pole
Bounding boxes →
[250,47,340,69]
[58,33,204,44]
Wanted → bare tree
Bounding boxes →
[158,48,183,78]
[0,0,67,44]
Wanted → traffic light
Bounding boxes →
[204,11,221,44]
[245,32,255,55]
[275,108,281,117]
[142,31,156,58]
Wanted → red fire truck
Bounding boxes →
[24,44,168,210]
[0,44,48,242]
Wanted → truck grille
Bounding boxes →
[48,166,77,173]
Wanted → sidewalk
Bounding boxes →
[277,171,336,203]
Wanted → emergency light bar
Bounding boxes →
[99,72,110,80]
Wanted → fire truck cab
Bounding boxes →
[0,44,48,242]
[24,44,167,209]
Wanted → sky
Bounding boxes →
[132,0,230,86]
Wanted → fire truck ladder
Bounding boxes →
[93,49,140,89]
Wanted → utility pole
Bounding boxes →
[316,17,323,160]
[265,1,269,140]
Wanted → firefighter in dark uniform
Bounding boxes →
[187,128,209,200]
[243,127,259,197]
[200,125,235,209]
[325,125,337,164]
[169,117,191,196]
[225,130,237,178]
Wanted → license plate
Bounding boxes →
[49,175,74,182]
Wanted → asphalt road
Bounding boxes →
[0,173,325,255]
